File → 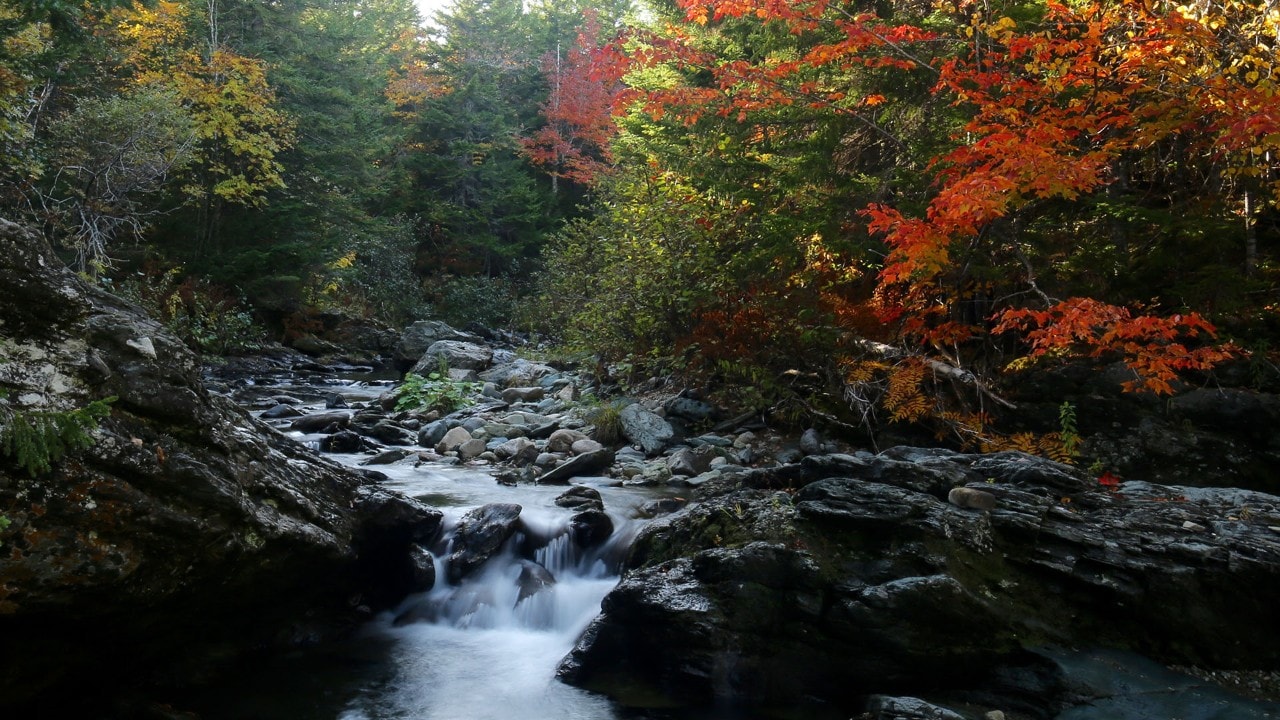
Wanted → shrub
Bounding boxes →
[394,371,480,414]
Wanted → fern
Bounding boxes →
[0,397,116,476]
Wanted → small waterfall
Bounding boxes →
[339,484,639,720]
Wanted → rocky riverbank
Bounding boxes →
[0,220,440,715]
[234,316,1280,719]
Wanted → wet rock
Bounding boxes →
[619,403,675,455]
[637,497,689,517]
[407,543,436,593]
[260,404,304,420]
[563,446,1280,715]
[324,393,349,409]
[446,503,523,582]
[516,560,556,603]
[536,449,616,484]
[369,420,415,445]
[864,696,966,720]
[570,510,614,548]
[360,449,411,466]
[319,430,366,454]
[290,410,352,433]
[555,486,605,512]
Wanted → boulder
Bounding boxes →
[561,447,1280,716]
[554,486,605,512]
[535,448,615,484]
[393,320,480,370]
[411,340,493,374]
[446,503,523,582]
[619,404,675,455]
[667,446,719,477]
[0,218,442,713]
[570,510,614,547]
[289,410,352,433]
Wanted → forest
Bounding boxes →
[2,0,1278,445]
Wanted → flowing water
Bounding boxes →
[193,377,664,720]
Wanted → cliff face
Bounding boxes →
[0,219,440,712]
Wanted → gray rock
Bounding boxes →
[516,559,556,603]
[502,386,546,404]
[447,503,523,582]
[620,404,675,455]
[555,486,605,512]
[0,218,443,707]
[369,420,415,445]
[290,410,352,433]
[411,340,493,374]
[319,430,365,453]
[536,449,616,484]
[664,396,716,422]
[360,449,411,465]
[495,437,539,465]
[457,438,488,460]
[799,428,823,455]
[417,419,450,448]
[436,426,474,454]
[864,696,966,720]
[667,446,719,477]
[260,404,304,419]
[394,320,479,369]
[570,510,614,547]
[547,428,588,453]
[570,438,604,455]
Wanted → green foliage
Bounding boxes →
[108,269,265,355]
[430,274,518,330]
[1058,401,1079,460]
[394,371,480,414]
[0,396,116,477]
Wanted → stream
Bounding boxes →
[189,375,669,720]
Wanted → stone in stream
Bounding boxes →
[360,449,411,466]
[393,320,480,370]
[555,486,605,512]
[260,403,304,419]
[418,419,450,448]
[515,559,557,603]
[546,428,588,453]
[289,410,352,433]
[319,430,365,453]
[569,510,614,548]
[446,503,524,583]
[535,448,616,484]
